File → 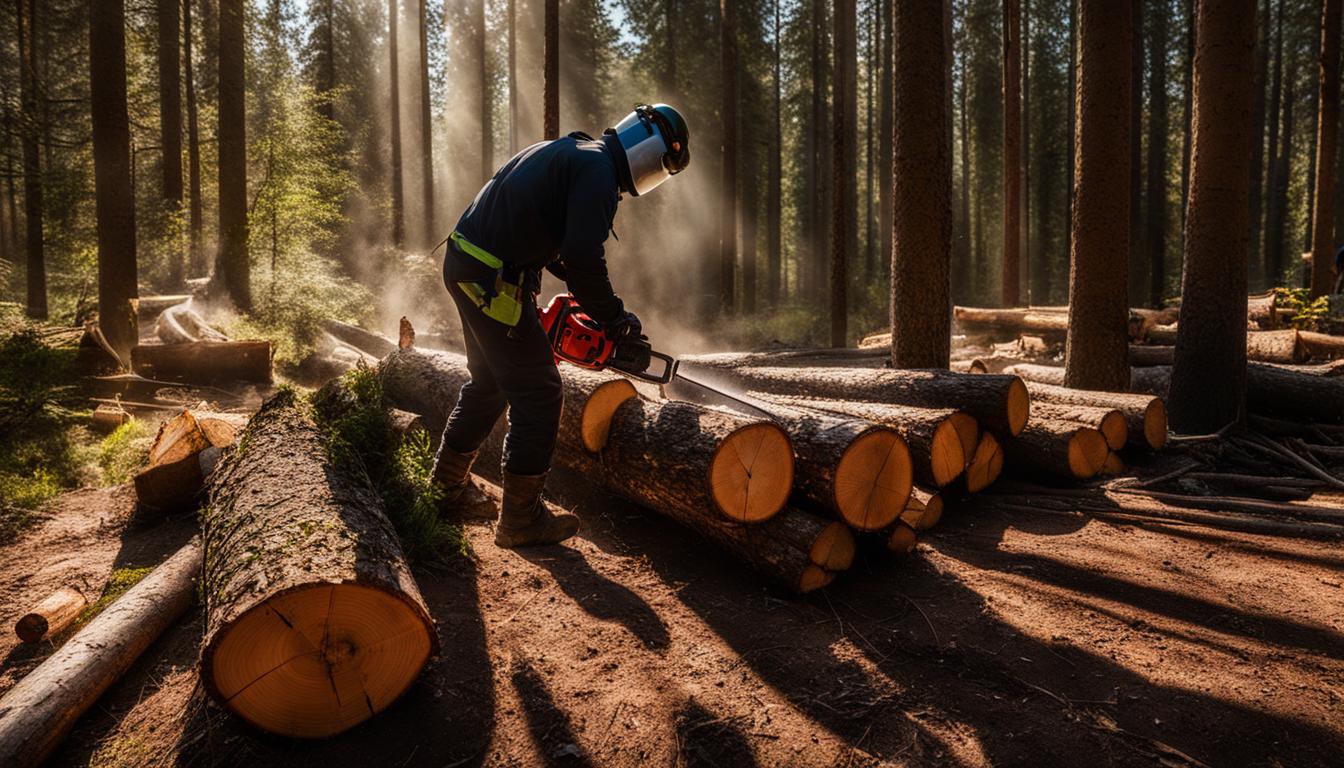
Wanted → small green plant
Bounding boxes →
[98,421,153,485]
[0,329,78,427]
[1273,287,1331,330]
[310,364,468,565]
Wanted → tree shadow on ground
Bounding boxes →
[674,699,760,768]
[510,658,595,766]
[516,545,670,650]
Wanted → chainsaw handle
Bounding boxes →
[624,351,677,385]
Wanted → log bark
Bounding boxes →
[0,541,201,768]
[1129,345,1175,367]
[1298,331,1344,361]
[15,586,88,644]
[1246,292,1280,328]
[748,393,968,488]
[954,306,1069,337]
[999,370,1168,449]
[681,361,1028,437]
[201,393,438,739]
[320,319,398,358]
[1030,401,1128,451]
[1002,419,1109,480]
[1245,329,1307,364]
[130,340,271,383]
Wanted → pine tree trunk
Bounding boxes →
[742,143,758,314]
[16,0,44,320]
[318,0,336,120]
[418,0,435,243]
[864,0,876,278]
[1064,0,1132,392]
[1268,60,1295,285]
[1309,0,1341,297]
[831,0,855,345]
[721,0,738,316]
[1020,0,1030,303]
[768,0,782,303]
[1126,0,1144,308]
[1168,0,1256,434]
[810,0,827,303]
[891,0,952,369]
[157,0,184,263]
[1248,0,1270,281]
[957,41,971,302]
[1064,0,1076,289]
[476,0,491,182]
[217,0,249,308]
[388,0,404,247]
[1263,0,1285,284]
[91,0,139,357]
[185,0,204,275]
[1145,0,1169,307]
[877,0,893,289]
[1001,0,1021,307]
[543,0,558,139]
[1180,0,1195,243]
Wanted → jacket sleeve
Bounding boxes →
[558,161,624,323]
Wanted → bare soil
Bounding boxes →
[2,468,1341,767]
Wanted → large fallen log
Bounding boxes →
[15,586,89,644]
[1028,401,1129,451]
[131,340,271,384]
[997,369,1167,450]
[681,361,1029,437]
[953,306,1070,338]
[0,541,202,768]
[1002,420,1109,481]
[201,393,438,738]
[748,393,968,488]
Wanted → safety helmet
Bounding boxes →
[603,103,690,196]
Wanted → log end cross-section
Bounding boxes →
[709,422,795,523]
[831,428,912,531]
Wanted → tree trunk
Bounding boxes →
[831,0,855,345]
[1168,0,1256,434]
[768,0,783,303]
[1180,0,1195,241]
[388,0,405,247]
[217,0,249,308]
[131,340,272,383]
[16,0,44,320]
[1263,0,1287,284]
[476,0,491,182]
[1248,0,1270,281]
[1146,0,1169,307]
[891,0,952,369]
[863,0,876,279]
[1127,0,1144,307]
[749,393,970,489]
[683,360,1029,438]
[1063,0,1131,392]
[1064,0,1076,289]
[91,0,140,358]
[201,395,437,739]
[878,0,893,290]
[721,0,738,316]
[184,0,204,274]
[543,0,558,139]
[1002,0,1022,307]
[957,37,971,302]
[418,0,435,242]
[0,541,201,768]
[1003,418,1108,480]
[1309,0,1341,297]
[158,0,184,285]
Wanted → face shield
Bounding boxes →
[607,104,690,196]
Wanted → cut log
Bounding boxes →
[0,541,201,768]
[1001,369,1168,450]
[1002,420,1108,480]
[1129,344,1174,367]
[133,410,246,514]
[692,397,912,531]
[748,393,968,488]
[1147,323,1178,346]
[682,361,1029,437]
[134,294,191,320]
[90,404,131,434]
[899,486,943,531]
[1298,331,1344,361]
[1246,292,1280,329]
[15,586,89,644]
[201,393,438,739]
[1245,329,1308,364]
[321,318,398,358]
[1029,401,1128,451]
[131,340,271,384]
[964,431,1004,492]
[1101,452,1126,475]
[953,306,1070,338]
[155,303,229,344]
[885,522,918,554]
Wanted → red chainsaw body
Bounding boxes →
[538,294,611,369]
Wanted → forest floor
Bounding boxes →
[2,461,1341,767]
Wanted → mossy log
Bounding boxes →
[681,360,1028,437]
[0,541,201,768]
[200,394,437,739]
[130,340,272,384]
[749,393,969,489]
[1002,419,1109,481]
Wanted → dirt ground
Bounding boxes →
[2,464,1342,767]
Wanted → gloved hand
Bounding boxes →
[604,310,642,340]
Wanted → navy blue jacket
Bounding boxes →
[452,133,624,323]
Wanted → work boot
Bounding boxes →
[495,470,580,548]
[430,445,497,521]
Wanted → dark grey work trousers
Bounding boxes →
[440,247,563,476]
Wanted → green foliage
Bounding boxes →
[98,421,154,486]
[310,364,468,565]
[1273,287,1332,331]
[0,330,79,428]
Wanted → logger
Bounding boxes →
[428,103,691,549]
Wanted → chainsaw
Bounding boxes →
[537,294,774,417]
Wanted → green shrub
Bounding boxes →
[98,421,153,485]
